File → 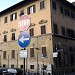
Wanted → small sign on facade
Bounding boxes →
[53,52,58,57]
[19,50,27,58]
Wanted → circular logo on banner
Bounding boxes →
[18,31,30,48]
[18,15,31,31]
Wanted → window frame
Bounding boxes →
[4,17,7,23]
[3,51,6,59]
[11,50,15,59]
[52,1,57,10]
[27,5,36,15]
[3,35,7,42]
[42,47,47,57]
[40,0,45,10]
[30,65,34,69]
[12,33,15,40]
[30,48,34,57]
[20,10,24,17]
[53,23,58,34]
[41,25,46,34]
[62,27,65,36]
[10,13,17,21]
[30,28,34,36]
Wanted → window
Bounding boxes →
[30,48,34,57]
[71,12,75,19]
[10,13,17,21]
[12,50,15,58]
[3,35,7,42]
[66,29,74,38]
[70,54,74,65]
[69,47,73,52]
[20,10,24,17]
[64,9,70,17]
[64,54,69,66]
[62,27,65,36]
[58,52,62,66]
[66,29,70,37]
[40,1,45,9]
[3,51,6,59]
[42,47,47,57]
[12,33,15,40]
[30,28,34,36]
[11,65,14,68]
[52,1,56,10]
[4,17,7,23]
[41,25,46,34]
[30,65,34,69]
[43,65,47,70]
[20,65,23,69]
[3,64,6,68]
[60,6,63,14]
[27,5,36,15]
[70,30,74,38]
[53,24,58,34]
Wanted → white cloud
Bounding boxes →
[19,0,23,1]
[67,0,75,3]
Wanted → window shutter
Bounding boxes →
[27,7,30,15]
[41,25,46,34]
[15,13,17,20]
[42,47,47,57]
[3,51,6,59]
[40,1,44,9]
[12,50,15,58]
[33,5,36,13]
[10,14,13,21]
[12,33,15,40]
[53,24,58,34]
[30,48,34,57]
[30,28,34,36]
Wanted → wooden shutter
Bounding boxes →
[27,7,30,15]
[33,5,36,13]
[12,50,15,58]
[3,51,6,59]
[10,14,13,21]
[42,47,47,57]
[15,13,17,20]
[30,48,34,57]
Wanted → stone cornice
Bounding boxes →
[39,19,47,24]
[10,28,16,32]
[3,31,8,34]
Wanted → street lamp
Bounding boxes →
[33,43,39,75]
[17,53,18,68]
[8,55,9,68]
[41,54,44,75]
[53,42,63,75]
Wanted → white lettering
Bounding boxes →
[18,19,30,27]
[27,19,30,25]
[24,20,26,26]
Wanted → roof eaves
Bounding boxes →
[0,0,36,16]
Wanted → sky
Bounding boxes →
[0,0,23,12]
[0,0,75,12]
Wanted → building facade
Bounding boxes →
[0,0,75,75]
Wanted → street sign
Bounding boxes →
[41,54,44,59]
[18,31,30,48]
[19,50,27,58]
[18,15,30,31]
[53,52,58,57]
